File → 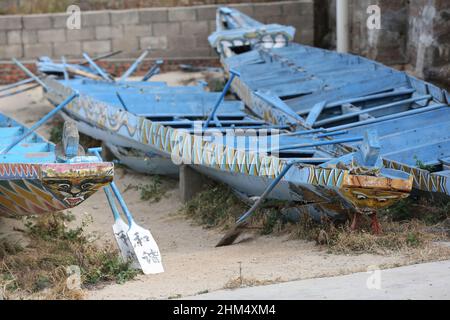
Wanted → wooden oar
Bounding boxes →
[216,160,302,247]
[82,53,115,82]
[103,186,139,269]
[89,148,164,274]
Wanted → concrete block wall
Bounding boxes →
[406,0,450,89]
[0,1,314,62]
[315,0,449,90]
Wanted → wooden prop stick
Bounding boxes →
[119,49,149,82]
[82,53,114,82]
[203,69,240,129]
[216,160,303,247]
[79,50,122,66]
[12,58,48,90]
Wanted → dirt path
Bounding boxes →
[0,73,448,300]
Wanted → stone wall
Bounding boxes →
[0,1,314,62]
[316,0,449,89]
[0,0,293,15]
[406,0,449,89]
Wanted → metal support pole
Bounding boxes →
[203,69,240,129]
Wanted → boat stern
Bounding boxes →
[339,170,413,211]
[41,162,113,208]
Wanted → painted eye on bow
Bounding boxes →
[81,182,94,190]
[58,184,71,191]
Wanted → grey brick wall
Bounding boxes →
[0,1,314,61]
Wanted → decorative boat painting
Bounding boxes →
[0,112,113,217]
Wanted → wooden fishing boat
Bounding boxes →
[1,73,165,270]
[0,112,113,217]
[208,7,295,58]
[211,7,450,199]
[31,48,287,177]
[42,74,413,231]
[0,42,402,232]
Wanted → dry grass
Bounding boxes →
[124,175,176,203]
[183,182,450,258]
[49,117,101,149]
[223,276,282,290]
[0,212,138,300]
[183,183,249,229]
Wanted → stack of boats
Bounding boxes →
[2,7,448,245]
[209,7,449,200]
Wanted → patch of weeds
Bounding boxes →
[183,183,449,258]
[414,156,436,172]
[382,198,449,225]
[196,289,209,295]
[123,183,139,193]
[48,119,100,149]
[137,175,174,203]
[184,183,248,228]
[207,77,226,92]
[261,210,283,235]
[79,132,102,149]
[287,214,444,255]
[0,238,23,259]
[84,250,138,286]
[49,119,64,144]
[223,276,281,289]
[406,232,421,247]
[0,212,138,299]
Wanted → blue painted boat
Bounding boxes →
[19,36,409,228]
[41,74,413,230]
[211,7,450,199]
[208,7,295,58]
[0,111,113,217]
[37,54,284,176]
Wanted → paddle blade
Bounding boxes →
[112,219,140,269]
[127,224,164,274]
[216,222,249,247]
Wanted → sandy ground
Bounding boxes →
[0,72,448,300]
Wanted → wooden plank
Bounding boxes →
[62,121,79,158]
[305,101,326,127]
